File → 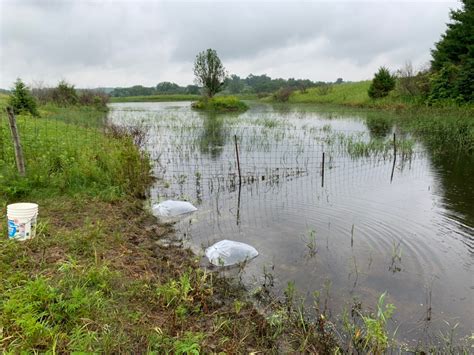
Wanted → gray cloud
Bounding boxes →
[0,0,460,88]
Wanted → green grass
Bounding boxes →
[285,81,376,106]
[39,103,108,127]
[0,111,151,205]
[110,94,200,103]
[281,81,474,112]
[191,96,248,112]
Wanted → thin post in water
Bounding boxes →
[6,107,26,176]
[236,181,242,226]
[390,133,397,183]
[234,134,242,185]
[321,152,325,187]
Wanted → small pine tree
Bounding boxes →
[8,79,39,116]
[368,67,396,99]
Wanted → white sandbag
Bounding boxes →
[205,240,259,267]
[152,200,197,218]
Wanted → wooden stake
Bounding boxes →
[6,107,26,176]
[234,135,242,185]
[390,133,396,183]
[321,152,325,187]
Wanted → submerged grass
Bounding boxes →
[267,81,473,153]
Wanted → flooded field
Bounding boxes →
[108,101,473,347]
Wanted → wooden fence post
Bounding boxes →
[390,133,396,183]
[234,135,242,186]
[321,152,325,187]
[6,107,26,176]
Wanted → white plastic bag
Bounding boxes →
[152,200,197,218]
[205,240,259,266]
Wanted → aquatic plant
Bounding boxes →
[305,228,318,257]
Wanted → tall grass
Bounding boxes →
[0,97,152,204]
[289,81,375,106]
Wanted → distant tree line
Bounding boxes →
[110,83,200,97]
[110,76,344,98]
[222,74,341,95]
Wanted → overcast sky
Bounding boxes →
[0,0,460,88]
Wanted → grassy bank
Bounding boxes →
[110,94,200,103]
[191,96,248,112]
[280,81,474,111]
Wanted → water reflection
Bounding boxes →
[198,112,226,158]
[366,113,393,138]
[429,151,474,249]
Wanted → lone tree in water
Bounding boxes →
[193,49,227,98]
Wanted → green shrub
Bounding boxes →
[52,80,79,106]
[396,63,431,102]
[316,84,333,96]
[368,67,396,99]
[78,89,110,110]
[272,87,294,102]
[8,79,39,116]
[191,96,248,112]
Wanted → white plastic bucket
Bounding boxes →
[7,203,39,241]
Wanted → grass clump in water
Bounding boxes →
[191,96,248,112]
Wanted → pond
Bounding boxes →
[108,101,473,348]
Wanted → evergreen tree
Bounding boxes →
[430,0,474,103]
[8,79,39,116]
[431,0,474,70]
[368,67,396,99]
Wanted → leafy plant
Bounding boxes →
[360,292,396,352]
[368,67,396,99]
[173,332,205,355]
[305,229,318,257]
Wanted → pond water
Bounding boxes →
[108,101,473,348]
